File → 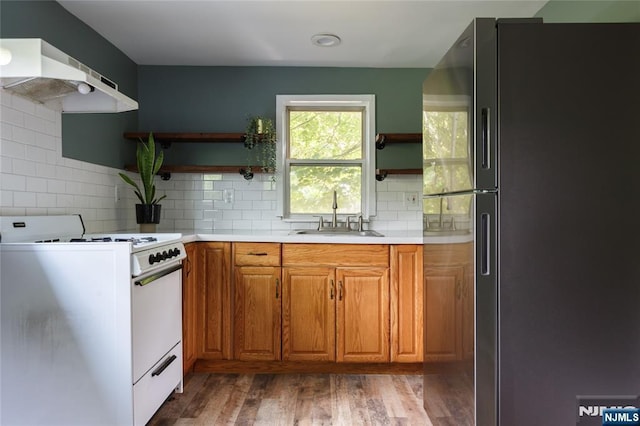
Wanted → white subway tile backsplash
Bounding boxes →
[25,145,48,163]
[1,139,25,158]
[1,156,12,173]
[1,105,24,127]
[10,94,37,115]
[47,179,66,194]
[24,114,48,134]
[36,193,57,208]
[1,190,13,206]
[12,126,37,146]
[1,91,422,233]
[26,177,48,193]
[1,174,26,191]
[13,191,37,207]
[0,122,12,141]
[12,159,37,176]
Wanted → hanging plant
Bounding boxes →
[242,116,277,179]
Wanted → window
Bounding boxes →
[276,95,376,221]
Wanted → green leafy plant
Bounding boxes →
[243,116,277,177]
[118,133,166,204]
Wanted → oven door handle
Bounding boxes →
[135,264,182,286]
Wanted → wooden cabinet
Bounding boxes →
[390,245,424,363]
[185,241,422,368]
[282,267,335,361]
[233,243,282,361]
[336,267,389,362]
[182,243,198,373]
[282,244,390,363]
[423,243,473,362]
[197,242,232,360]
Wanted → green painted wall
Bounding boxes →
[137,66,428,169]
[0,0,138,169]
[4,0,637,171]
[536,0,640,22]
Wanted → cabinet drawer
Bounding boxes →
[234,242,281,266]
[424,242,472,265]
[282,244,388,267]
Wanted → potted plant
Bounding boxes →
[118,132,166,232]
[240,116,277,180]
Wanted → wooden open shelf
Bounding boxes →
[124,132,246,144]
[124,164,266,174]
[375,133,422,149]
[123,132,423,177]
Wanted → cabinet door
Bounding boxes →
[390,245,424,363]
[182,243,198,373]
[282,267,336,361]
[234,266,282,361]
[336,268,390,362]
[424,265,464,362]
[198,242,232,359]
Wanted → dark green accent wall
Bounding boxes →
[137,66,428,168]
[0,0,138,169]
[536,0,640,23]
[5,0,636,171]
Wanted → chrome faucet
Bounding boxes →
[439,187,448,228]
[331,190,338,227]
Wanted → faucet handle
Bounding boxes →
[346,216,358,230]
[314,216,324,230]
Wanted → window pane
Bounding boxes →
[423,111,468,160]
[423,162,471,195]
[290,165,361,214]
[423,194,472,215]
[289,110,362,160]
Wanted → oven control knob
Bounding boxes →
[148,254,156,264]
[162,250,168,260]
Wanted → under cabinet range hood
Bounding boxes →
[0,38,138,113]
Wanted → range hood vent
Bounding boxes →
[0,39,138,113]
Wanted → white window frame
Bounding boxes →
[275,94,377,221]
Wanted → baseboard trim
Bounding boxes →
[192,360,466,375]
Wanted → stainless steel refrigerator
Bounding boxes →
[422,18,640,426]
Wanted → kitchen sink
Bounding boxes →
[289,229,384,237]
[423,229,472,236]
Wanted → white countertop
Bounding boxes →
[176,229,473,245]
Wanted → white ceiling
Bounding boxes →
[58,0,548,68]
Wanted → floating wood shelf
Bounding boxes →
[123,164,268,180]
[124,132,246,144]
[375,133,422,149]
[123,132,422,179]
[123,165,263,173]
[375,168,422,181]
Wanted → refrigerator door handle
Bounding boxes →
[481,212,490,275]
[481,107,490,170]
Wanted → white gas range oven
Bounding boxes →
[0,215,185,426]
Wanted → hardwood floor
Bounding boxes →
[423,371,474,426]
[148,373,432,425]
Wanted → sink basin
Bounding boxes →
[289,229,384,237]
[423,229,472,236]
